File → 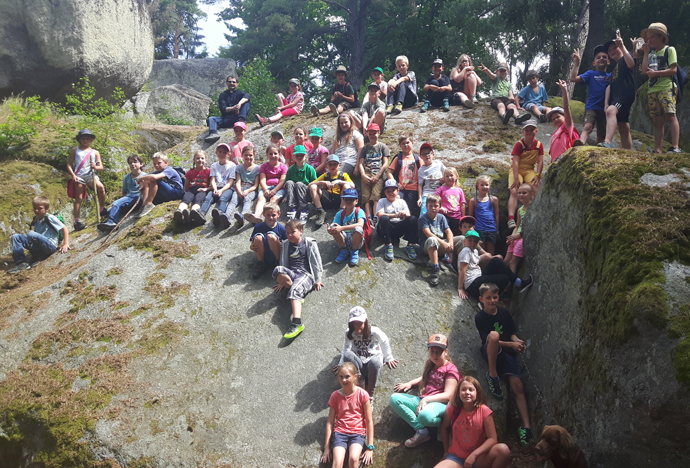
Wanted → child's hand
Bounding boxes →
[614,30,624,49]
[417,198,422,207]
[458,287,468,299]
[510,180,521,190]
[314,282,324,291]
[361,448,373,465]
[465,453,477,468]
[320,448,332,464]
[531,177,541,190]
[556,79,567,91]
[332,364,341,373]
[572,48,581,63]
[59,243,71,254]
[416,398,428,414]
[641,40,650,55]
[385,359,399,369]
[394,382,411,392]
[326,224,340,235]
[273,284,284,293]
[478,64,486,71]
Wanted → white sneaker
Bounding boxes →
[138,204,155,218]
[404,429,430,448]
[286,210,297,220]
[299,211,308,222]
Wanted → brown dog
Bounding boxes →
[534,425,588,468]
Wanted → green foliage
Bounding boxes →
[208,90,222,118]
[0,97,50,155]
[151,0,210,59]
[237,57,278,122]
[62,78,127,119]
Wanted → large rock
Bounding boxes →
[148,58,237,97]
[144,84,212,126]
[0,0,153,101]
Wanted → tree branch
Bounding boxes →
[321,0,351,15]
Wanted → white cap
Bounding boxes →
[348,306,368,322]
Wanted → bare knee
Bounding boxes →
[488,331,500,342]
[510,376,525,395]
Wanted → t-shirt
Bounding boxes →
[491,76,512,97]
[517,84,548,108]
[434,185,466,220]
[334,130,363,168]
[328,387,370,435]
[425,74,451,89]
[185,168,211,189]
[218,89,250,118]
[236,164,261,190]
[362,98,386,118]
[393,71,418,98]
[332,82,356,100]
[389,154,419,191]
[73,147,95,178]
[286,91,304,112]
[314,171,353,195]
[285,141,314,167]
[250,221,287,242]
[122,172,146,197]
[579,70,611,111]
[549,124,579,162]
[155,166,183,190]
[359,142,390,175]
[648,46,678,93]
[229,140,253,164]
[608,56,636,103]
[420,361,461,397]
[446,404,493,459]
[286,163,317,185]
[209,161,237,187]
[259,162,288,186]
[333,207,366,227]
[374,80,389,96]
[375,198,410,224]
[33,214,65,248]
[307,145,329,173]
[418,212,449,239]
[288,239,310,274]
[418,160,447,196]
[474,306,517,355]
[458,247,481,288]
[511,139,543,170]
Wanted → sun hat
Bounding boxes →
[384,179,399,190]
[75,129,96,141]
[309,127,323,137]
[335,65,349,77]
[348,306,367,323]
[427,334,448,349]
[293,145,307,155]
[465,230,480,239]
[546,107,565,121]
[641,23,668,44]
[341,188,359,199]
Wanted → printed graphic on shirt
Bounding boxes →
[401,161,416,185]
[493,323,503,334]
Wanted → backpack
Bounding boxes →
[354,207,372,259]
[333,82,360,108]
[171,166,187,188]
[664,47,688,103]
[391,152,421,182]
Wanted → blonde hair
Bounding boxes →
[336,113,356,146]
[456,54,473,68]
[193,150,206,159]
[475,174,492,196]
[152,152,168,162]
[339,362,359,385]
[444,167,460,187]
[32,196,50,209]
[263,202,280,213]
[397,132,414,145]
[395,55,409,67]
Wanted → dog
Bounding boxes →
[534,425,588,468]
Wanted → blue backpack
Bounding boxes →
[664,47,688,103]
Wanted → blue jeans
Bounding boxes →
[201,189,236,215]
[107,195,141,224]
[226,190,258,217]
[12,231,57,264]
[152,180,184,205]
[342,349,383,397]
[387,83,418,108]
[425,79,450,107]
[207,104,250,131]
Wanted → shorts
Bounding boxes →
[584,109,606,137]
[265,184,285,201]
[321,191,342,209]
[272,266,315,301]
[333,99,354,111]
[338,226,365,250]
[361,176,384,204]
[648,89,676,119]
[508,169,537,186]
[507,237,524,257]
[444,453,465,466]
[75,173,95,185]
[477,230,497,245]
[609,96,634,123]
[250,231,280,265]
[480,341,521,378]
[332,432,366,450]
[490,96,512,110]
[423,236,464,255]
[280,107,299,117]
[526,104,547,113]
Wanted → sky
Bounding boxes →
[196,2,244,57]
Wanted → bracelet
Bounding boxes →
[366,444,375,451]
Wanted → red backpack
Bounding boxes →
[354,207,372,259]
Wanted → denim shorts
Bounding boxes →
[266,184,285,200]
[332,431,365,449]
[444,453,465,466]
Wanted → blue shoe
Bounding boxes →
[442,99,450,112]
[349,249,360,267]
[384,244,394,262]
[336,248,349,264]
[405,245,417,260]
[420,101,429,113]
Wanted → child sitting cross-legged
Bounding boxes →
[376,179,418,262]
[249,202,287,279]
[327,188,366,267]
[273,219,324,339]
[174,150,211,225]
[418,194,464,287]
[517,70,551,123]
[309,155,354,227]
[284,145,317,222]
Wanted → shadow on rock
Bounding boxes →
[293,415,328,447]
[294,356,340,414]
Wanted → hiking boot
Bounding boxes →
[174,209,184,225]
[315,209,327,226]
[463,98,474,109]
[97,221,116,233]
[310,105,319,116]
[8,262,31,274]
[138,204,155,218]
[335,248,349,264]
[384,244,394,262]
[211,208,220,226]
[182,208,190,224]
[517,274,534,293]
[486,372,504,399]
[518,426,533,446]
[428,266,440,287]
[392,103,403,115]
[404,429,430,448]
[349,250,360,267]
[420,101,429,113]
[597,141,612,148]
[286,210,296,220]
[219,214,231,229]
[386,104,393,115]
[328,103,338,115]
[668,146,683,153]
[539,113,547,123]
[501,108,514,124]
[507,219,517,229]
[244,213,262,225]
[234,212,245,228]
[73,221,87,231]
[299,211,309,223]
[405,245,417,260]
[255,114,268,127]
[443,99,450,112]
[283,323,305,339]
[515,112,532,125]
[190,209,206,225]
[204,131,220,144]
[251,261,267,279]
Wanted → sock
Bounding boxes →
[514,278,522,287]
[74,218,80,222]
[509,215,515,220]
[317,207,325,212]
[292,317,302,325]
[418,428,429,435]
[432,263,440,270]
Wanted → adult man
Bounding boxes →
[205,76,251,143]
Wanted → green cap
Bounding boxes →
[465,230,480,239]
[372,67,384,74]
[309,127,323,137]
[293,145,307,155]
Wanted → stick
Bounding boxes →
[100,197,141,246]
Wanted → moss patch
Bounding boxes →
[483,140,507,153]
[143,280,190,309]
[60,272,119,313]
[106,268,123,277]
[135,321,189,355]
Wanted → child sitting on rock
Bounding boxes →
[258,144,288,212]
[547,79,581,162]
[508,119,543,229]
[376,179,418,262]
[504,183,533,274]
[417,143,447,218]
[306,127,329,175]
[97,154,147,233]
[9,196,70,273]
[386,55,418,115]
[285,127,313,168]
[357,123,390,222]
[352,82,387,133]
[223,145,260,229]
[203,143,237,229]
[421,58,452,113]
[255,78,304,127]
[273,219,324,339]
[479,62,531,125]
[249,202,287,279]
[434,167,466,236]
[284,145,317,222]
[312,66,358,116]
[309,156,355,226]
[228,121,254,165]
[327,188,366,267]
[137,152,185,218]
[387,133,421,215]
[174,150,211,226]
[467,175,499,255]
[418,194,463,286]
[518,70,551,122]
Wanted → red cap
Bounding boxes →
[420,142,434,152]
[367,123,380,132]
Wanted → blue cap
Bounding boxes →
[341,188,359,199]
[327,155,340,163]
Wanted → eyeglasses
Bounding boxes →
[227,81,237,84]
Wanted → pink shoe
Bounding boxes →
[255,114,268,127]
[404,429,430,448]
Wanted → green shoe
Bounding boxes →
[284,323,305,339]
[518,426,533,446]
[392,103,403,115]
[486,371,504,399]
[386,104,393,115]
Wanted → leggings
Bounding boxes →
[342,350,383,397]
[389,393,447,431]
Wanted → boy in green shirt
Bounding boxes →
[479,62,531,125]
[285,145,317,222]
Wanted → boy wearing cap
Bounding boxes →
[312,66,357,116]
[640,22,682,153]
[507,119,543,228]
[352,83,386,133]
[306,127,329,175]
[421,59,452,113]
[547,80,581,162]
[327,188,366,267]
[386,56,418,115]
[376,179,418,261]
[228,121,254,165]
[205,75,250,143]
[599,31,637,149]
[309,156,355,226]
[570,46,611,145]
[474,282,533,445]
[358,124,391,221]
[270,130,288,160]
[416,143,446,218]
[137,152,185,218]
[372,67,388,99]
[285,145,317,222]
[479,62,531,125]
[517,70,551,123]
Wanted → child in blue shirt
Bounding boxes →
[569,45,610,145]
[518,70,551,123]
[98,154,147,232]
[327,188,366,267]
[249,202,287,279]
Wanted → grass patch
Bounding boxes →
[135,321,189,355]
[106,268,123,277]
[60,272,119,313]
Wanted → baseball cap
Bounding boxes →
[368,82,380,91]
[293,145,307,155]
[432,58,443,66]
[420,142,434,153]
[372,67,384,74]
[546,107,565,121]
[216,143,231,152]
[384,179,399,190]
[522,119,538,129]
[465,230,480,239]
[288,78,301,86]
[309,127,323,137]
[427,334,448,349]
[341,188,359,199]
[497,62,508,71]
[270,130,285,139]
[367,123,381,132]
[593,44,607,57]
[335,65,348,76]
[233,121,247,130]
[458,215,476,226]
[327,155,340,163]
[348,306,367,323]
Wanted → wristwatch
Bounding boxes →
[366,444,375,451]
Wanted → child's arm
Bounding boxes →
[91,151,104,172]
[183,175,191,191]
[440,410,452,454]
[334,216,364,233]
[245,174,260,195]
[509,89,522,109]
[570,48,584,83]
[468,197,475,216]
[616,33,635,70]
[315,151,328,175]
[557,79,573,128]
[67,148,78,181]
[444,227,455,253]
[278,93,303,111]
[458,260,469,299]
[417,181,424,207]
[386,157,397,180]
[394,376,422,392]
[362,400,374,465]
[464,414,499,468]
[234,176,243,196]
[375,156,389,183]
[59,227,71,253]
[259,172,269,192]
[210,177,219,195]
[534,153,544,189]
[358,150,371,184]
[273,172,287,192]
[604,85,610,109]
[219,178,234,196]
[310,240,324,289]
[478,64,495,80]
[320,407,336,463]
[419,376,458,407]
[510,156,521,190]
[492,196,500,231]
[509,334,527,353]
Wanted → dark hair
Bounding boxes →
[266,143,281,155]
[478,282,500,296]
[419,349,452,394]
[226,75,238,82]
[127,154,144,165]
[286,219,303,232]
[346,319,371,341]
[450,375,488,409]
[526,70,539,79]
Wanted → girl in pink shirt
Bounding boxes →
[434,168,467,235]
[548,79,581,162]
[255,78,305,126]
[436,376,510,468]
[321,362,374,468]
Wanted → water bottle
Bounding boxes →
[649,50,658,71]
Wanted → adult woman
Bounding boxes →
[450,55,482,108]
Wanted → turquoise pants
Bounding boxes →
[389,393,448,431]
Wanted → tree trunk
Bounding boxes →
[347,0,369,89]
[563,0,590,98]
[584,0,605,65]
[173,14,182,59]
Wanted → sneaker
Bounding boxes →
[244,213,262,225]
[173,209,184,225]
[371,215,378,227]
[404,429,430,448]
[299,211,309,222]
[518,426,533,446]
[443,256,458,274]
[234,212,245,228]
[507,219,517,229]
[443,99,450,112]
[597,142,612,148]
[668,146,683,153]
[8,262,31,273]
[463,98,474,109]
[384,244,394,262]
[328,103,338,115]
[219,214,231,229]
[283,323,305,339]
[73,221,87,231]
[486,372,504,399]
[138,204,155,218]
[204,131,220,144]
[211,208,220,226]
[251,261,267,279]
[420,101,429,113]
[182,208,190,224]
[310,104,319,116]
[386,104,393,115]
[99,207,109,219]
[501,108,514,124]
[315,209,327,226]
[392,103,403,115]
[349,250,360,267]
[428,266,440,287]
[286,210,297,220]
[335,248,349,264]
[515,112,532,125]
[471,95,478,104]
[190,209,206,225]
[538,113,547,123]
[405,245,417,260]
[97,221,116,233]
[517,274,534,293]
[255,114,267,127]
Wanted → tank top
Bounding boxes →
[473,197,496,231]
[73,147,94,178]
[517,205,526,234]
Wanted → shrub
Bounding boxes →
[0,96,50,155]
[237,57,277,122]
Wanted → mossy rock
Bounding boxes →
[543,96,585,124]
